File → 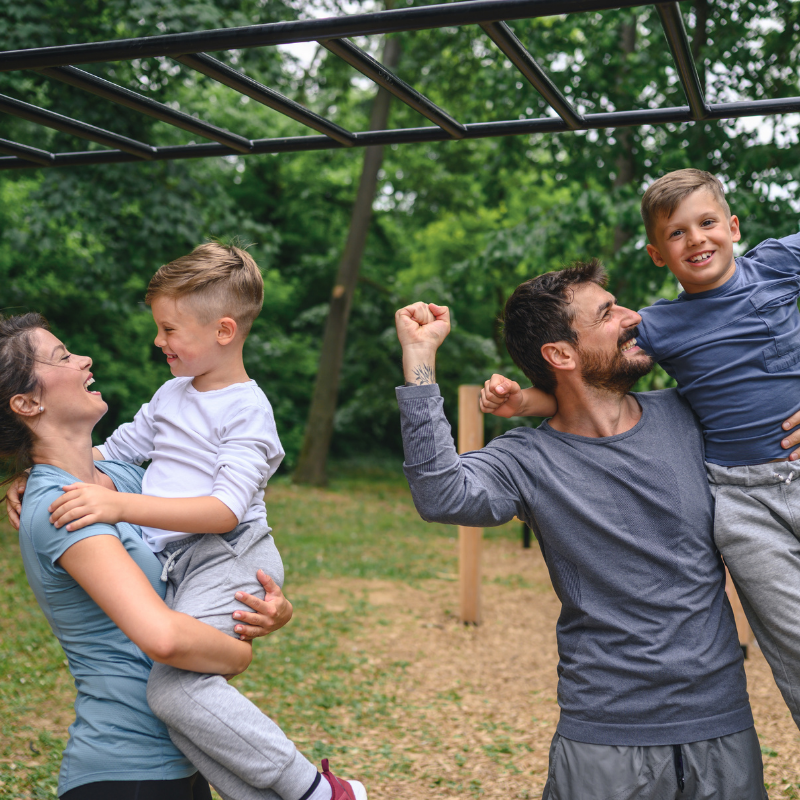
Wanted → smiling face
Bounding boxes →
[646,189,741,294]
[150,296,225,379]
[29,328,107,427]
[569,282,654,393]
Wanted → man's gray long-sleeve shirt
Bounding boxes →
[397,383,752,746]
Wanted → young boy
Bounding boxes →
[45,243,366,800]
[482,169,800,731]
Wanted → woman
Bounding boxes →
[1,312,292,799]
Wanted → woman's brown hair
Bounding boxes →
[0,312,48,488]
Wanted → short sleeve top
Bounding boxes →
[18,460,195,796]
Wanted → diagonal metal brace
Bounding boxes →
[36,65,253,153]
[656,2,709,121]
[0,137,55,165]
[0,93,156,159]
[319,37,467,139]
[175,53,356,147]
[480,21,583,129]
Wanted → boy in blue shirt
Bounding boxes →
[482,168,800,730]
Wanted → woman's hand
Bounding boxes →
[232,570,293,641]
[4,472,28,530]
[48,482,125,530]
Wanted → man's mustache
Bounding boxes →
[618,326,639,347]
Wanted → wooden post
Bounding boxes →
[458,385,483,625]
[725,567,753,657]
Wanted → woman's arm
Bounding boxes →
[59,534,252,675]
[49,488,237,534]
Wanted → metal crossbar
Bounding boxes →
[0,0,796,171]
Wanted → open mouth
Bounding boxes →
[687,250,714,265]
[84,375,101,396]
[165,352,178,363]
[620,337,639,354]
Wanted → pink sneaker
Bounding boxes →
[320,759,368,800]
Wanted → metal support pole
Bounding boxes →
[458,385,484,625]
[0,93,156,159]
[319,38,466,138]
[175,53,356,147]
[656,3,709,121]
[0,0,651,72]
[0,137,54,165]
[37,65,253,153]
[480,21,583,129]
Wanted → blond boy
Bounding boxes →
[46,243,366,800]
[484,169,800,731]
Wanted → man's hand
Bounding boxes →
[395,302,451,385]
[4,472,28,530]
[231,570,293,641]
[781,409,800,460]
[480,375,524,418]
[48,483,124,531]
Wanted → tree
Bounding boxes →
[293,33,401,485]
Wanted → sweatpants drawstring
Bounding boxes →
[160,546,186,582]
[773,471,796,486]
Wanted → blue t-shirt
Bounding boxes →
[637,233,800,465]
[18,460,196,795]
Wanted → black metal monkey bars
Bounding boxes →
[0,0,796,171]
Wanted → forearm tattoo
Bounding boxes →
[411,364,435,385]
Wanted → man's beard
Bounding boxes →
[577,329,654,395]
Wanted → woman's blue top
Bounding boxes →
[18,460,195,795]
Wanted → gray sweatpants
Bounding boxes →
[146,524,318,800]
[542,727,767,799]
[706,461,800,730]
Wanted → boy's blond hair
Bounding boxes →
[146,242,263,336]
[641,169,731,244]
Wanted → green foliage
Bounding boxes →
[1,0,799,467]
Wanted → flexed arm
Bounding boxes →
[394,302,524,529]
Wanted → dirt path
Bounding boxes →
[299,537,800,799]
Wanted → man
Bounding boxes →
[393,260,766,800]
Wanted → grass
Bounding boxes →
[0,460,524,799]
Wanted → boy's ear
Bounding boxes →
[216,317,239,346]
[730,214,741,242]
[646,243,667,268]
[541,342,576,373]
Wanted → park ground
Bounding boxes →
[1,464,799,799]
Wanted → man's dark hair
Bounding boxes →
[503,259,608,394]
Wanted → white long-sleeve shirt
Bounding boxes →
[97,377,284,552]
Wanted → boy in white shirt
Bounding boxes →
[46,243,366,800]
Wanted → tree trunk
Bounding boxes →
[292,34,401,486]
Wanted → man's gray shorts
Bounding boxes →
[706,459,800,730]
[541,727,767,800]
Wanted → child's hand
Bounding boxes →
[231,570,293,641]
[480,374,525,418]
[48,483,124,531]
[4,472,28,531]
